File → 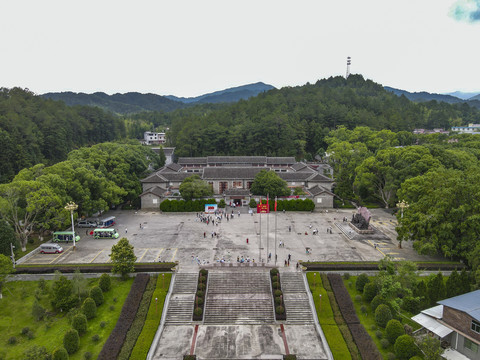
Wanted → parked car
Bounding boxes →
[40,243,64,254]
[77,220,97,228]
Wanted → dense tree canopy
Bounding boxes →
[250,170,290,198]
[179,175,214,201]
[0,88,126,183]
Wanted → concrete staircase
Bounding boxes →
[204,271,275,324]
[280,272,314,324]
[165,273,198,325]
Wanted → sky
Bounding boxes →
[1,0,479,97]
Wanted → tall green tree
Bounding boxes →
[179,175,213,201]
[250,170,290,198]
[0,254,13,299]
[0,220,18,257]
[110,238,136,279]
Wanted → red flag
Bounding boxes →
[275,197,277,212]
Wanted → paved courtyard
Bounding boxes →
[22,207,438,269]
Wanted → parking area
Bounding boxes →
[22,207,438,270]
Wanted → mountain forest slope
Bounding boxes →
[163,75,480,158]
[0,88,125,183]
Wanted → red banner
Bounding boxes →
[257,203,269,213]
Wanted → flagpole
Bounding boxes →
[266,194,269,262]
[259,196,262,263]
[275,196,277,266]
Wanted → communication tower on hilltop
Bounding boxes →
[346,56,351,79]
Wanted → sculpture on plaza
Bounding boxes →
[351,206,371,230]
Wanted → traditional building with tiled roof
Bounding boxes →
[140,156,334,209]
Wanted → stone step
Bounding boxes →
[279,272,306,293]
[172,273,198,294]
[283,293,314,324]
[207,272,271,294]
[165,294,194,325]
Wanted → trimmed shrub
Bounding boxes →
[72,314,88,335]
[371,294,387,312]
[276,306,285,314]
[385,319,405,344]
[198,275,206,283]
[343,273,351,280]
[272,275,279,283]
[360,305,367,314]
[375,304,393,328]
[375,330,383,339]
[274,290,283,296]
[100,321,106,328]
[89,286,104,306]
[194,307,203,316]
[355,273,369,292]
[355,295,362,302]
[363,282,378,302]
[82,298,97,319]
[92,334,100,343]
[196,290,204,297]
[380,338,390,349]
[270,268,279,276]
[273,281,281,289]
[200,269,208,276]
[394,335,418,360]
[63,329,80,354]
[99,273,111,292]
[404,324,413,335]
[84,352,92,360]
[275,296,282,305]
[8,336,17,345]
[21,327,30,335]
[52,347,69,360]
[195,296,204,306]
[197,283,206,291]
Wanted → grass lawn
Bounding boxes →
[0,277,133,360]
[306,272,352,360]
[130,273,171,359]
[342,276,421,359]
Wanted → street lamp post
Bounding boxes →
[65,202,78,251]
[396,200,409,219]
[396,200,409,249]
[319,294,322,312]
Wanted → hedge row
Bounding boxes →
[258,199,315,212]
[320,273,360,360]
[193,269,208,321]
[301,261,465,271]
[117,276,157,360]
[327,273,382,360]
[15,262,177,274]
[160,198,217,212]
[98,273,150,360]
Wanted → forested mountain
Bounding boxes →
[41,91,184,114]
[0,87,125,183]
[165,82,275,104]
[385,86,480,109]
[162,75,480,159]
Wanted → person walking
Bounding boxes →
[125,228,128,234]
[246,238,249,244]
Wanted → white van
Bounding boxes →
[39,243,64,254]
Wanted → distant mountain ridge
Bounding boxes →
[384,86,480,109]
[165,82,275,104]
[446,91,480,100]
[41,82,275,114]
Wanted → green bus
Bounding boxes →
[93,228,119,239]
[53,231,80,243]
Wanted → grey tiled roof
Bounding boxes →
[266,157,296,165]
[306,185,335,196]
[159,172,192,181]
[141,172,168,183]
[163,147,175,156]
[140,186,167,197]
[224,188,251,196]
[307,173,334,182]
[291,162,308,171]
[166,163,182,171]
[438,290,480,321]
[279,172,315,181]
[203,167,266,180]
[178,157,207,165]
[207,156,267,165]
